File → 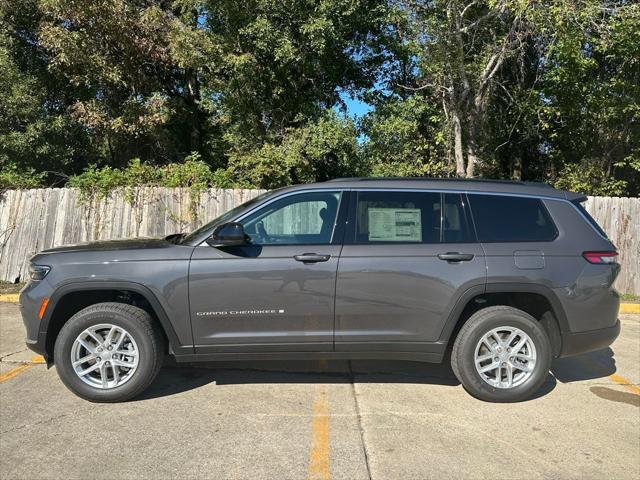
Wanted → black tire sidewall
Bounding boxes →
[456,310,552,402]
[54,307,157,402]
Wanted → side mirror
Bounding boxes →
[206,222,247,247]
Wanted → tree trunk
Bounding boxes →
[512,156,522,180]
[452,108,466,177]
[186,69,201,153]
[466,108,480,178]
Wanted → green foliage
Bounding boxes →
[362,96,451,178]
[1,1,639,196]
[554,161,629,197]
[66,165,126,203]
[226,111,363,188]
[67,155,222,199]
[0,164,45,192]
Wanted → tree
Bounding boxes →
[224,110,363,188]
[0,0,93,180]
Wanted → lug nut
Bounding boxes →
[107,346,112,351]
[96,357,101,362]
[501,362,506,367]
[507,348,511,353]
[509,357,514,361]
[494,357,499,362]
[97,347,103,352]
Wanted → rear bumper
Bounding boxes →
[559,319,620,358]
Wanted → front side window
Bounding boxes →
[468,194,558,242]
[241,191,342,245]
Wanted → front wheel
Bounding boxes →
[451,306,552,402]
[54,302,164,402]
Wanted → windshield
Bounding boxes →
[180,191,275,244]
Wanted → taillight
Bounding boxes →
[583,251,618,264]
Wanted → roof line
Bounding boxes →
[326,177,553,188]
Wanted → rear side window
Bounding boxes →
[352,191,474,244]
[572,201,608,239]
[468,194,558,242]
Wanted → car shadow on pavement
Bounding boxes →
[551,347,617,383]
[135,358,557,402]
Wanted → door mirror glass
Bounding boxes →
[207,222,247,247]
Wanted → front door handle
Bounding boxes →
[437,252,474,262]
[294,253,331,264]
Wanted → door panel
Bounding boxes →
[335,243,486,350]
[189,189,346,353]
[335,190,486,351]
[190,244,341,352]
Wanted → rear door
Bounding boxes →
[189,190,347,353]
[334,190,486,351]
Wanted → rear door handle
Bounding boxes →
[437,252,474,262]
[294,253,331,264]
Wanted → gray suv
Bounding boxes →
[19,178,621,402]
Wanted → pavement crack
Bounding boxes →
[0,348,29,362]
[349,360,373,480]
[1,413,69,435]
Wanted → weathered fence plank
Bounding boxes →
[0,188,638,293]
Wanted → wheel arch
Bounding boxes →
[40,281,189,364]
[439,283,568,358]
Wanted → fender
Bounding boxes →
[484,282,570,332]
[436,282,569,345]
[436,284,486,343]
[39,281,192,356]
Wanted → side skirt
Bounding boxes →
[173,350,445,364]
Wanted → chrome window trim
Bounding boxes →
[195,185,609,245]
[196,188,346,246]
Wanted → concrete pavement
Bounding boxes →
[1,302,638,479]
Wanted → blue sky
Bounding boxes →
[340,93,373,119]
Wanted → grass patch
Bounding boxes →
[0,281,25,295]
[621,293,640,303]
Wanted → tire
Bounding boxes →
[54,302,165,402]
[451,306,552,403]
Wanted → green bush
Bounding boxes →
[0,164,45,192]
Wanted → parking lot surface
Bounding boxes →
[1,302,639,480]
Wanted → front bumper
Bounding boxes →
[559,319,621,358]
[19,279,53,359]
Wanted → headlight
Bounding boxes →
[29,264,51,281]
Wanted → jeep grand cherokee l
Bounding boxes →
[19,178,621,402]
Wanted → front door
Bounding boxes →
[335,190,486,351]
[189,190,346,353]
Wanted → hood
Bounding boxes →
[40,237,172,254]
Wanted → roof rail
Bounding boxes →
[326,177,553,188]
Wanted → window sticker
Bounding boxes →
[368,208,422,242]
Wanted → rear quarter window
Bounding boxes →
[572,201,608,239]
[468,194,558,242]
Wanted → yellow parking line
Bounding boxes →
[0,363,33,383]
[608,373,640,395]
[0,356,45,383]
[0,293,20,302]
[308,385,330,480]
[620,303,640,314]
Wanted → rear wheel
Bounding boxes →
[451,306,552,402]
[54,302,164,402]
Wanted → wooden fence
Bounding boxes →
[0,188,638,293]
